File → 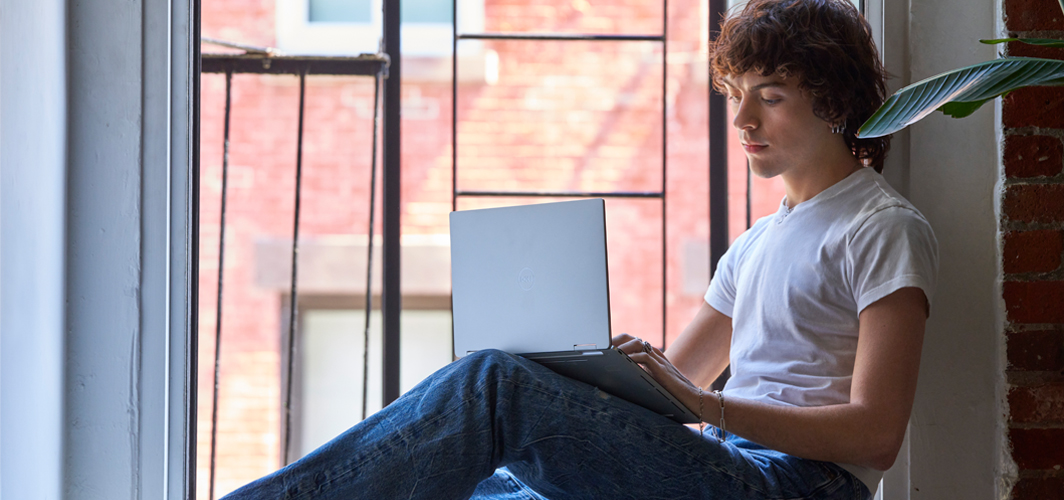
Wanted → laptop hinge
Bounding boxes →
[573,343,597,351]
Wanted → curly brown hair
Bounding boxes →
[708,0,890,172]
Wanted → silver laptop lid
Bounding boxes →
[450,199,612,358]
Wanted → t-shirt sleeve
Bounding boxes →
[704,232,746,318]
[847,206,939,314]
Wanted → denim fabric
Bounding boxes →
[222,350,871,500]
[469,468,549,499]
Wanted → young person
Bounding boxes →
[224,0,937,498]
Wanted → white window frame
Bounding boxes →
[144,0,197,498]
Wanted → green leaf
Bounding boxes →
[1060,0,1064,17]
[980,38,1064,48]
[858,57,1064,138]
[938,99,992,118]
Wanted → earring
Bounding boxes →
[830,122,846,134]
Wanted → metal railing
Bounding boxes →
[200,48,389,500]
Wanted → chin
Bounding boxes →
[747,160,783,179]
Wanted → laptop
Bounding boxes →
[450,199,698,424]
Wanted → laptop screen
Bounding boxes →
[450,199,612,357]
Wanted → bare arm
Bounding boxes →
[622,287,927,471]
[661,301,733,388]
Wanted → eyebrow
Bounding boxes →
[750,82,786,92]
[722,79,787,92]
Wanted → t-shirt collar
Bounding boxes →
[777,167,871,218]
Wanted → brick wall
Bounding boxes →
[1002,0,1064,497]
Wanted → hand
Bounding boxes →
[611,334,703,419]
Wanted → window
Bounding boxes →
[275,0,481,57]
[287,303,453,460]
[255,235,454,462]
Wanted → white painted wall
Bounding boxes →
[899,0,1005,497]
[2,0,193,497]
[64,0,195,498]
[63,0,148,496]
[0,1,68,499]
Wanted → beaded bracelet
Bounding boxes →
[698,387,705,437]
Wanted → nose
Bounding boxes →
[732,98,758,131]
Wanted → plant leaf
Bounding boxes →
[980,38,1064,48]
[858,57,1064,138]
[938,99,992,118]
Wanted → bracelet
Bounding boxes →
[712,390,726,443]
[698,387,705,438]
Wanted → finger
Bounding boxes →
[626,352,655,373]
[637,342,663,360]
[617,338,646,356]
[627,352,663,371]
[612,333,636,345]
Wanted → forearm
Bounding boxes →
[632,347,908,470]
[664,303,732,388]
[667,343,728,389]
[696,393,904,470]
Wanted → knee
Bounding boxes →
[464,348,520,368]
[461,349,531,382]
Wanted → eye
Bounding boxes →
[762,97,781,105]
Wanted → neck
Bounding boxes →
[782,143,862,208]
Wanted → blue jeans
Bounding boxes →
[222,350,870,499]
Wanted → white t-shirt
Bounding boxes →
[704,167,938,492]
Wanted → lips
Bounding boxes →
[742,143,767,154]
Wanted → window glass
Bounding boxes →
[403,0,453,24]
[298,309,453,457]
[308,0,372,23]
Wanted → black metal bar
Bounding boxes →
[708,0,730,393]
[746,159,752,229]
[661,0,668,348]
[189,0,202,496]
[708,0,728,278]
[362,72,382,421]
[207,68,232,500]
[452,0,458,213]
[201,54,388,76]
[382,0,402,406]
[458,33,664,42]
[282,70,307,464]
[455,190,664,199]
